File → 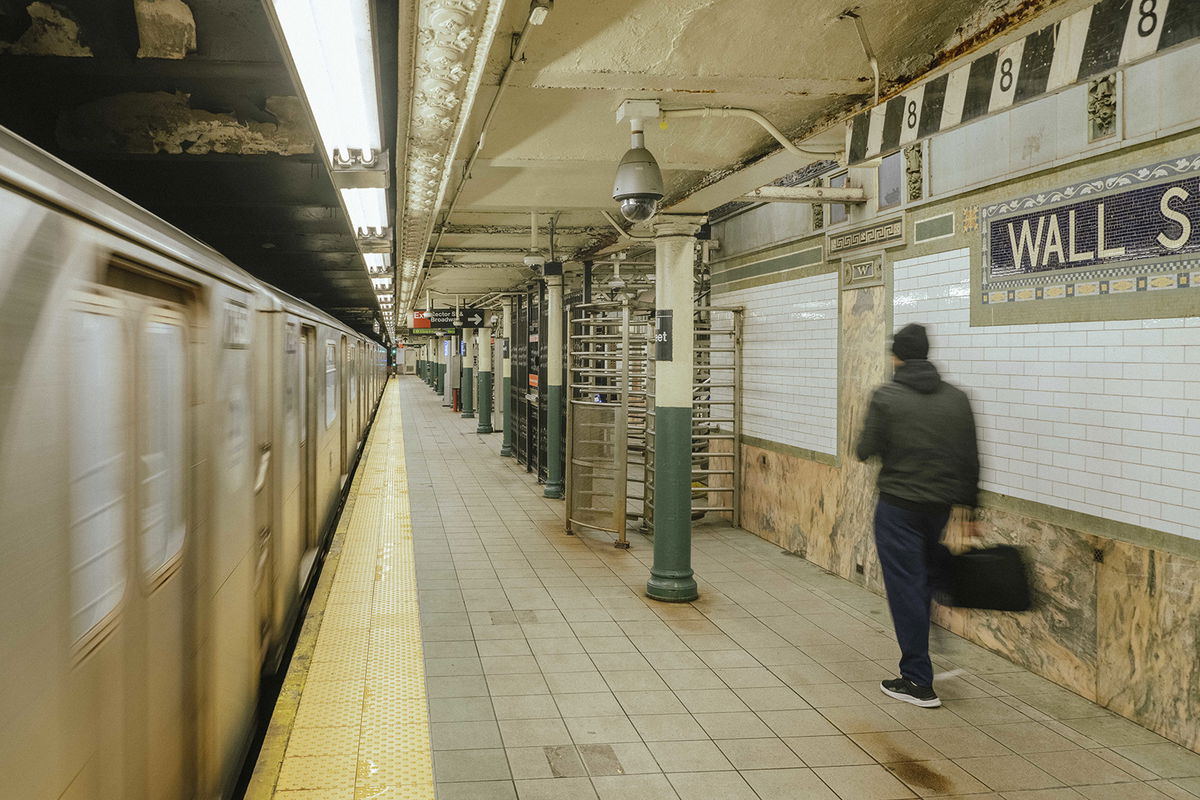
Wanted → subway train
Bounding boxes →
[0,125,387,799]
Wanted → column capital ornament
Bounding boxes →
[653,215,707,238]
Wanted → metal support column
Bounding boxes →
[462,327,476,418]
[477,320,494,433]
[543,265,565,499]
[646,216,703,602]
[500,298,514,457]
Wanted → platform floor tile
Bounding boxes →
[256,377,1200,800]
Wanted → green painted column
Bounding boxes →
[543,266,565,499]
[477,321,494,434]
[500,297,514,457]
[462,328,475,418]
[436,336,446,396]
[443,334,455,407]
[647,216,703,603]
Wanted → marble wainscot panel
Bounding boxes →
[1097,540,1200,752]
[933,509,1100,700]
[828,284,889,593]
[738,442,838,556]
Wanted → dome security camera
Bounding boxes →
[612,125,664,223]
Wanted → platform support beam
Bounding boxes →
[500,298,514,457]
[544,265,565,499]
[647,216,702,603]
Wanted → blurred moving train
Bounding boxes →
[0,125,387,799]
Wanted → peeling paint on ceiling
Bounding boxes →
[0,2,92,57]
[56,91,314,155]
[134,0,197,60]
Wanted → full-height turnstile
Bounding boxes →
[565,298,652,546]
[645,306,742,530]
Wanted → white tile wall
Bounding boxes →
[716,273,839,456]
[894,248,1200,540]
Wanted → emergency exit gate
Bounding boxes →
[565,298,652,545]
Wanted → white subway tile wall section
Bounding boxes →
[716,272,838,455]
[893,248,1200,539]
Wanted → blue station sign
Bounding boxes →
[986,171,1200,279]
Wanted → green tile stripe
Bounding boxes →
[712,244,828,287]
[914,212,954,242]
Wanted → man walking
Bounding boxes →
[856,323,979,708]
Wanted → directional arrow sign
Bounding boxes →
[457,308,486,328]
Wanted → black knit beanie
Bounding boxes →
[891,323,929,361]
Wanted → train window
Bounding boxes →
[325,341,337,427]
[138,315,187,581]
[69,302,127,646]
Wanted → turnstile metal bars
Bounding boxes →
[565,298,652,546]
[645,306,742,530]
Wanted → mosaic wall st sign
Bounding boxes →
[976,154,1200,323]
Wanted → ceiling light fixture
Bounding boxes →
[341,187,389,236]
[529,0,552,25]
[269,0,382,162]
[364,253,391,273]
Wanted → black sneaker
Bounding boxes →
[880,677,941,708]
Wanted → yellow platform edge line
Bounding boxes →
[245,379,436,799]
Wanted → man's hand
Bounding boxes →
[965,520,983,540]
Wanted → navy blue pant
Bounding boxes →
[873,498,952,687]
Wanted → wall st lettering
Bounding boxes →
[987,177,1200,278]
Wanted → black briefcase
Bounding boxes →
[945,545,1033,612]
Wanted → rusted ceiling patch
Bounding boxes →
[0,1,92,57]
[134,0,197,60]
[57,92,314,155]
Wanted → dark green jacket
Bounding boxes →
[855,359,979,509]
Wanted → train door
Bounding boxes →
[271,318,302,666]
[135,304,192,800]
[299,327,318,577]
[338,336,348,484]
[251,311,275,668]
[72,262,194,800]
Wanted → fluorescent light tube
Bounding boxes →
[271,0,381,160]
[363,253,390,268]
[341,187,388,235]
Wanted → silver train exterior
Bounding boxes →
[0,125,387,799]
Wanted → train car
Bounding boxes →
[0,125,385,800]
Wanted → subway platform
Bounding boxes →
[247,377,1200,800]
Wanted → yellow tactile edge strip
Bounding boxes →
[246,380,435,800]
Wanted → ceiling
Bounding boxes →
[0,0,1072,336]
[0,0,396,338]
[398,0,1075,320]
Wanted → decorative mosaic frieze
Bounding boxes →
[979,154,1200,312]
